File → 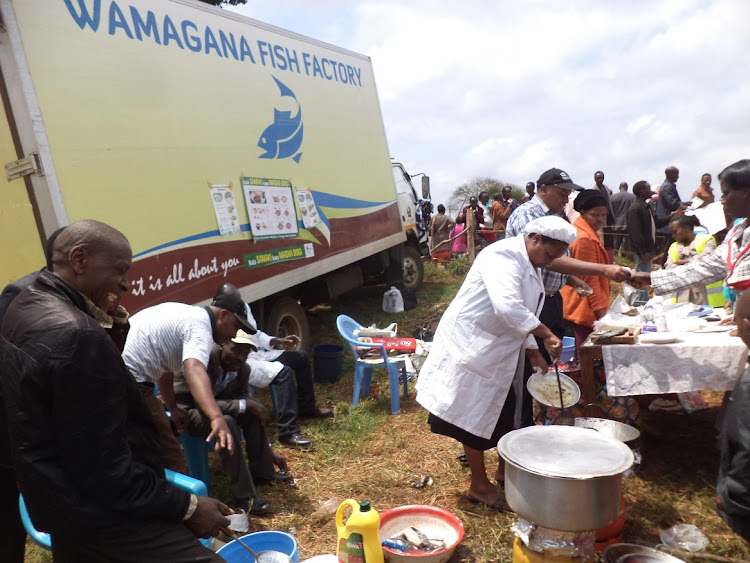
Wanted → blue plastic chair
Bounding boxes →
[336,314,408,414]
[19,469,211,550]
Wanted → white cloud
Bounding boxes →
[230,0,750,207]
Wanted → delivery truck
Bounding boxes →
[0,0,430,343]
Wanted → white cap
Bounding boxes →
[231,329,257,350]
[526,216,577,245]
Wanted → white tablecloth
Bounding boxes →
[600,330,748,396]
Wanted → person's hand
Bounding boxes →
[170,407,190,434]
[673,204,688,216]
[246,400,269,426]
[272,450,288,473]
[207,416,234,454]
[543,334,562,361]
[185,496,232,538]
[526,348,547,372]
[719,315,735,326]
[601,265,631,282]
[628,272,652,288]
[273,335,301,350]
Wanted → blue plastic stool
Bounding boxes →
[179,432,214,494]
[19,470,212,550]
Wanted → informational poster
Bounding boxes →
[241,177,299,240]
[296,188,321,230]
[209,184,241,235]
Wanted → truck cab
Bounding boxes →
[391,159,431,289]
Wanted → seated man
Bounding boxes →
[174,331,293,516]
[214,285,332,449]
[0,220,230,562]
[123,292,256,472]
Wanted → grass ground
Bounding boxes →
[23,258,750,562]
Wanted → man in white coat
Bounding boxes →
[416,216,576,509]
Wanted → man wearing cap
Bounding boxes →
[214,284,331,449]
[173,330,292,516]
[122,292,256,472]
[506,168,630,424]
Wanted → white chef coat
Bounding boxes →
[415,234,545,439]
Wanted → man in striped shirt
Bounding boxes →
[123,293,255,473]
[506,168,631,423]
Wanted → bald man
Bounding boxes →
[0,220,229,562]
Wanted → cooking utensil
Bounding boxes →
[574,417,640,446]
[498,426,634,531]
[552,359,575,425]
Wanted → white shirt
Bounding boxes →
[240,303,285,387]
[123,303,214,383]
[416,234,544,439]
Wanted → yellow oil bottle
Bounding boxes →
[336,499,384,563]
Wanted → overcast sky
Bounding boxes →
[228,0,750,211]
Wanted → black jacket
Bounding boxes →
[0,270,189,538]
[627,199,670,255]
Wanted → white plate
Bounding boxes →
[696,324,735,333]
[639,332,679,344]
[527,371,580,408]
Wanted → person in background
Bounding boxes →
[123,293,255,472]
[655,166,684,257]
[450,222,468,259]
[592,170,617,263]
[716,290,750,541]
[478,190,492,215]
[627,181,685,304]
[610,181,635,256]
[0,220,230,562]
[214,284,332,450]
[692,173,715,207]
[416,216,574,509]
[629,159,750,304]
[664,215,717,305]
[560,190,611,349]
[490,187,518,239]
[429,204,455,259]
[522,181,536,203]
[174,331,292,516]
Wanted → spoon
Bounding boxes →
[551,358,575,425]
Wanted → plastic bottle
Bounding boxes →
[336,499,384,563]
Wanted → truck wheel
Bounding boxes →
[402,246,424,290]
[266,296,310,349]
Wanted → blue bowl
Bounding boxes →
[217,531,299,562]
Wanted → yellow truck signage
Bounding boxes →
[0,0,405,310]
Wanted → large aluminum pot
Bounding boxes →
[498,426,634,532]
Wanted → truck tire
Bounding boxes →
[266,296,310,349]
[402,246,424,290]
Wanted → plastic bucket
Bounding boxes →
[560,336,575,363]
[216,531,299,563]
[313,344,344,384]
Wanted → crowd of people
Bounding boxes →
[3,161,750,561]
[0,221,332,562]
[419,160,750,543]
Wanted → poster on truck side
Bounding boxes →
[241,177,298,240]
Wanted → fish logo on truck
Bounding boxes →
[258,76,303,163]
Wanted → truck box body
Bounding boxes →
[0,0,406,317]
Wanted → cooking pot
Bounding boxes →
[498,426,634,531]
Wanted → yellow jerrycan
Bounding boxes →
[336,499,384,563]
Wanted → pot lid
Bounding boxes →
[498,425,634,479]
